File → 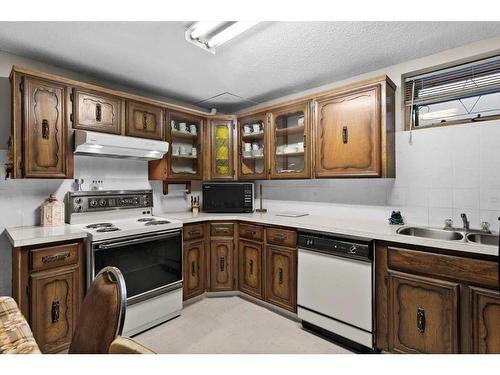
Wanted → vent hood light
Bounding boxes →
[186,21,258,54]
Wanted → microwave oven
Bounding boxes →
[202,182,254,213]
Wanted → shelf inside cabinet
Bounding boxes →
[242,131,265,140]
[276,151,305,157]
[172,154,198,160]
[275,125,304,136]
[242,155,265,160]
[171,129,198,139]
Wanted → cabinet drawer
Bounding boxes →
[266,227,297,248]
[239,224,263,242]
[183,224,205,241]
[30,243,80,272]
[388,246,499,289]
[210,222,235,237]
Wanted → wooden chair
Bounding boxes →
[68,266,127,354]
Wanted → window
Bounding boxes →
[404,55,500,129]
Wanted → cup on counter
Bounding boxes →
[189,124,197,134]
[253,123,261,133]
[179,122,187,132]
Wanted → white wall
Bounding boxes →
[1,36,500,295]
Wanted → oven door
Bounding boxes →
[90,229,182,304]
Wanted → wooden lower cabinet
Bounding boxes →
[210,239,234,291]
[470,287,500,354]
[12,240,84,353]
[265,245,297,312]
[389,272,459,354]
[238,240,263,299]
[30,267,80,353]
[183,240,206,300]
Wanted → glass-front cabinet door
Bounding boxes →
[167,111,203,180]
[238,113,268,180]
[209,119,235,180]
[269,102,311,179]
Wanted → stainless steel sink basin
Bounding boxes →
[397,227,465,241]
[466,233,499,246]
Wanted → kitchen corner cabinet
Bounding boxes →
[72,88,123,134]
[183,239,206,300]
[269,102,312,179]
[10,74,73,178]
[206,118,237,180]
[314,78,395,178]
[375,242,500,354]
[237,113,269,180]
[125,100,164,140]
[11,240,85,353]
[149,111,204,183]
[238,239,264,299]
[210,239,234,291]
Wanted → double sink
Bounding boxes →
[397,226,498,246]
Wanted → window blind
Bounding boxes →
[404,55,500,107]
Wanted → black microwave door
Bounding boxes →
[203,184,247,212]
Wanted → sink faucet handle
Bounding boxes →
[480,221,491,233]
[444,218,453,228]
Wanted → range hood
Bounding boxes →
[74,130,169,160]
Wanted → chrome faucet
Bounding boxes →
[460,213,470,230]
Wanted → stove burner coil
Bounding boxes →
[144,220,171,226]
[86,223,113,229]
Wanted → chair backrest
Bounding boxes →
[68,266,127,354]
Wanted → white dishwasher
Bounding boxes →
[297,231,374,352]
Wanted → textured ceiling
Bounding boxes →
[0,21,500,113]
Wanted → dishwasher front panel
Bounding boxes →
[297,248,372,332]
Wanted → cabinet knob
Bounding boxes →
[95,103,102,122]
[342,126,349,144]
[51,300,60,323]
[278,267,284,285]
[191,261,196,277]
[219,256,225,272]
[42,119,49,139]
[249,259,254,275]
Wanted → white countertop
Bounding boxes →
[5,224,88,248]
[5,210,497,257]
[159,211,499,258]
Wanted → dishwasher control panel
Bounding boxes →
[298,231,372,262]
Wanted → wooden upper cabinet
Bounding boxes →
[125,100,164,140]
[470,287,500,354]
[314,77,395,178]
[237,113,268,180]
[22,76,71,178]
[238,239,263,299]
[389,272,459,354]
[269,102,311,179]
[72,89,122,134]
[315,85,381,177]
[207,119,236,180]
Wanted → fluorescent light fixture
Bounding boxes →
[186,21,258,54]
[419,108,458,120]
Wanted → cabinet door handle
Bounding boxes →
[42,119,49,139]
[95,103,102,122]
[249,259,254,275]
[42,251,70,264]
[142,112,148,129]
[188,230,201,236]
[219,256,225,272]
[303,134,307,148]
[342,126,348,144]
[273,234,286,242]
[245,230,256,236]
[278,267,284,284]
[191,261,196,277]
[51,300,60,323]
[417,307,426,334]
[216,227,230,234]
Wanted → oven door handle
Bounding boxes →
[97,232,179,250]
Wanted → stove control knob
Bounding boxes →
[99,200,106,207]
[349,245,358,254]
[76,205,82,212]
[74,197,82,204]
[89,200,98,207]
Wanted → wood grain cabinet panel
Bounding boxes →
[126,101,164,140]
[183,224,205,241]
[183,240,205,300]
[265,245,297,312]
[389,272,459,354]
[30,242,80,273]
[22,77,69,178]
[210,222,235,237]
[470,287,500,354]
[315,86,381,177]
[238,240,263,299]
[30,267,79,353]
[72,89,122,134]
[238,223,264,242]
[265,227,297,248]
[209,239,234,291]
